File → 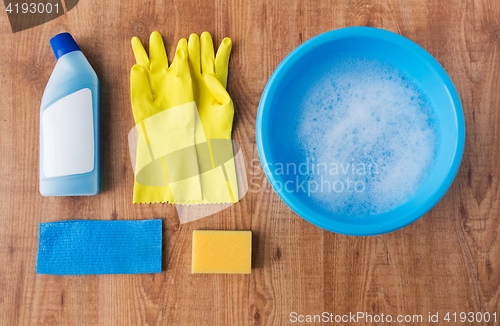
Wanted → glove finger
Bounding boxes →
[131,65,153,101]
[200,31,215,74]
[173,38,190,77]
[204,73,230,105]
[131,37,150,69]
[149,31,168,70]
[131,65,154,123]
[215,37,232,89]
[188,33,201,75]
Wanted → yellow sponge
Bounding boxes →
[192,230,252,274]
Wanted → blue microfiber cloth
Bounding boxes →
[36,219,162,275]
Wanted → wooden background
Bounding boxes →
[0,0,499,325]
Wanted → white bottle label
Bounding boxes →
[43,88,95,177]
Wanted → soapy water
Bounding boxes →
[293,57,438,217]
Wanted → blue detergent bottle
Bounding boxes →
[39,32,99,196]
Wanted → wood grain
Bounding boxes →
[0,0,499,325]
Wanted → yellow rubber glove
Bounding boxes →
[130,31,202,204]
[188,32,239,203]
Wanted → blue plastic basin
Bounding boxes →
[256,27,465,236]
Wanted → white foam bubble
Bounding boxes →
[296,58,438,216]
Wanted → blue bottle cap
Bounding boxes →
[50,32,80,60]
